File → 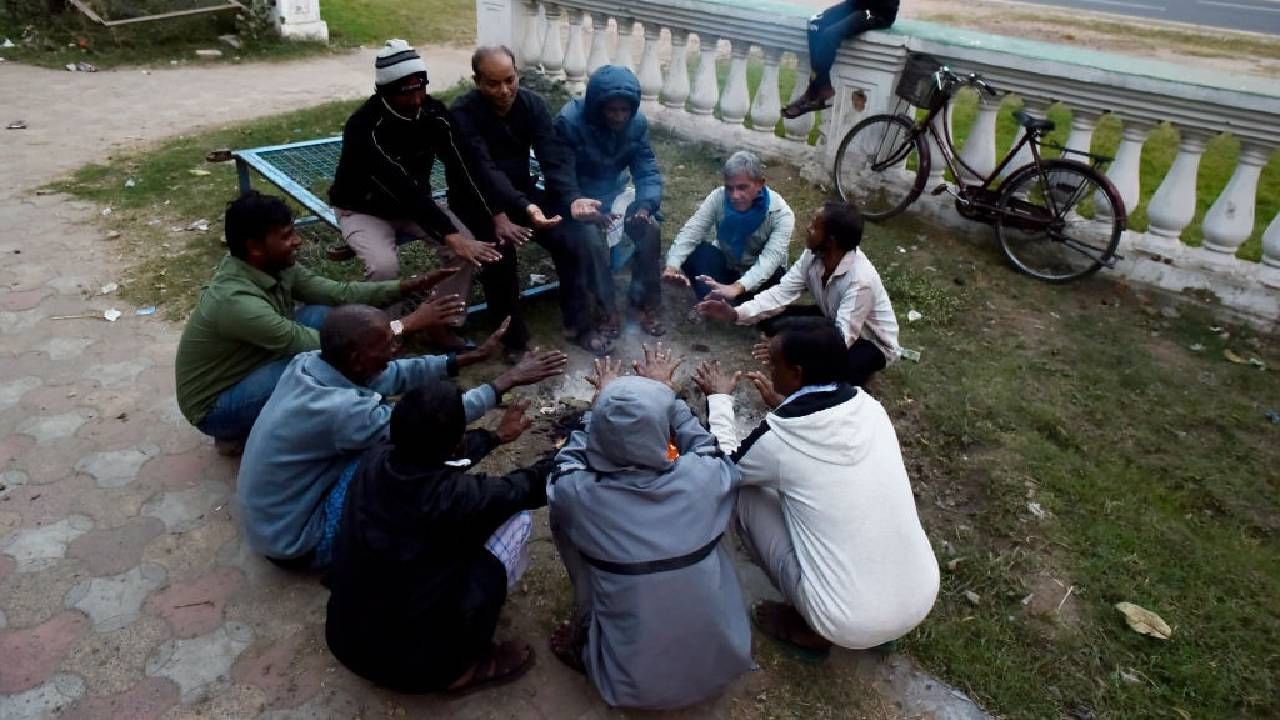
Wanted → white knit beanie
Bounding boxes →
[375,39,429,88]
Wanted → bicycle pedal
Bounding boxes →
[930,183,950,196]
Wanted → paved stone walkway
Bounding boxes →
[0,49,988,719]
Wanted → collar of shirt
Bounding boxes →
[223,255,281,290]
[780,383,839,408]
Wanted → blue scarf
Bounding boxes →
[716,187,770,261]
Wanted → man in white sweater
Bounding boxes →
[693,317,938,654]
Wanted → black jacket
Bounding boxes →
[328,94,493,239]
[449,87,581,217]
[324,431,552,693]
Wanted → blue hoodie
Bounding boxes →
[554,65,663,216]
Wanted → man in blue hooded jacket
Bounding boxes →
[553,65,667,339]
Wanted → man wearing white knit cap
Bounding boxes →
[330,39,506,351]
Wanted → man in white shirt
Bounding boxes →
[697,201,898,387]
[661,151,795,304]
[693,318,938,655]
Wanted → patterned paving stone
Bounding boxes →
[16,411,93,444]
[0,553,15,586]
[258,688,364,720]
[37,337,96,362]
[0,289,50,312]
[231,626,328,711]
[0,673,86,720]
[45,275,94,295]
[158,682,269,720]
[59,676,181,720]
[74,444,161,488]
[1,469,29,497]
[17,382,100,415]
[0,433,36,466]
[65,563,168,632]
[66,517,166,576]
[0,611,90,692]
[83,360,152,390]
[144,621,254,703]
[146,566,244,638]
[4,476,98,529]
[0,377,42,410]
[140,480,231,534]
[136,451,208,494]
[0,310,43,335]
[61,615,173,696]
[1,515,94,571]
[143,519,237,583]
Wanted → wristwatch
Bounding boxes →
[389,319,404,336]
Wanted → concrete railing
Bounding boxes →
[475,0,1280,325]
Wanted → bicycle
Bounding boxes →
[833,52,1126,283]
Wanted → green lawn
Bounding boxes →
[47,83,1280,719]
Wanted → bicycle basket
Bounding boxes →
[895,52,946,110]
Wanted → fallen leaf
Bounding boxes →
[189,169,212,176]
[1115,601,1172,640]
[1223,349,1248,364]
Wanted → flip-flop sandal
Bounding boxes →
[780,96,832,120]
[752,602,831,662]
[638,311,666,337]
[549,622,587,675]
[599,317,621,340]
[446,641,536,697]
[576,330,613,357]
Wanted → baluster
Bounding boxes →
[1065,109,1098,156]
[539,3,564,80]
[749,47,783,134]
[1262,211,1280,268]
[1202,143,1268,254]
[1096,120,1150,220]
[925,100,953,190]
[637,24,663,112]
[1000,97,1048,179]
[689,35,719,116]
[957,91,998,183]
[612,18,636,71]
[563,8,587,94]
[783,56,815,142]
[1145,129,1207,245]
[521,0,543,72]
[586,12,610,75]
[661,29,691,110]
[719,40,750,125]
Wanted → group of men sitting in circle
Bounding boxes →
[172,39,939,707]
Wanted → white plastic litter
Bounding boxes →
[104,308,122,322]
[99,283,118,295]
[907,309,923,322]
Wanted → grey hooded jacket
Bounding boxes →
[548,377,752,709]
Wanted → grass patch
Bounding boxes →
[52,82,1280,720]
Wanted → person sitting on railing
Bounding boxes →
[547,346,753,709]
[694,319,938,658]
[328,39,505,350]
[174,191,467,456]
[662,150,795,308]
[552,65,667,338]
[782,0,899,119]
[236,304,567,571]
[450,46,608,357]
[697,200,899,388]
[324,381,551,696]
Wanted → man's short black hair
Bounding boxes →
[390,381,466,465]
[773,317,848,386]
[319,305,386,372]
[471,45,517,75]
[224,190,293,259]
[817,200,864,252]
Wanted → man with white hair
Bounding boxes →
[662,150,795,304]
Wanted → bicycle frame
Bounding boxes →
[908,98,1044,193]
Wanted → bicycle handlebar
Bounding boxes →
[934,66,1001,97]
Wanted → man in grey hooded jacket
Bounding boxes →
[547,345,752,709]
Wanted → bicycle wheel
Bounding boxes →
[834,114,929,221]
[995,159,1124,283]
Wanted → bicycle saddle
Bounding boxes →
[1013,109,1055,134]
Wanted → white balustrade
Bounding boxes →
[957,91,999,183]
[689,37,720,116]
[1098,120,1150,218]
[1065,110,1098,157]
[749,48,783,134]
[1145,129,1206,244]
[720,40,751,125]
[1262,212,1280,268]
[613,18,636,71]
[521,0,542,71]
[563,9,588,94]
[925,101,953,191]
[783,58,815,141]
[638,25,664,112]
[662,30,692,110]
[539,3,565,79]
[586,12,610,75]
[1202,143,1268,255]
[1000,97,1048,179]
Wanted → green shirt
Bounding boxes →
[175,255,402,426]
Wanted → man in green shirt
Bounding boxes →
[176,191,475,453]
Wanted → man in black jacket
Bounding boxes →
[451,46,609,355]
[328,39,503,349]
[325,381,549,695]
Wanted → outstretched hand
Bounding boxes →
[399,267,460,296]
[493,212,532,248]
[696,276,744,301]
[457,316,510,366]
[493,347,569,394]
[696,297,738,323]
[496,399,534,443]
[751,335,772,367]
[661,266,690,287]
[527,204,563,230]
[402,293,467,335]
[745,370,784,410]
[633,342,684,389]
[693,360,741,397]
[586,355,624,400]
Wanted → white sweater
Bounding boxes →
[710,387,938,648]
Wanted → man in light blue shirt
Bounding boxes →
[236,304,567,569]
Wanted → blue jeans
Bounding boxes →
[681,243,785,301]
[197,305,331,442]
[807,1,897,91]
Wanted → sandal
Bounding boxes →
[446,640,536,696]
[549,621,586,675]
[599,314,621,340]
[576,329,613,357]
[781,95,832,120]
[637,309,665,337]
[752,601,832,661]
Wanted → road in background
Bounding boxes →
[1011,0,1280,35]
